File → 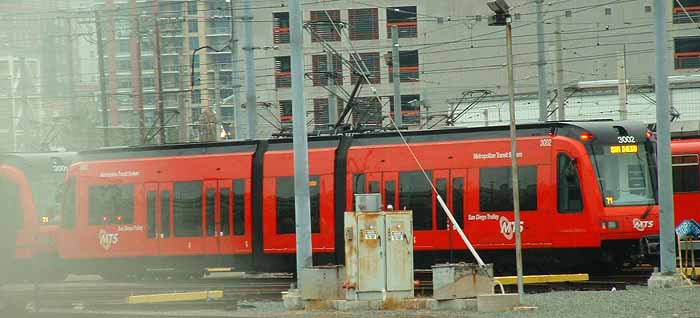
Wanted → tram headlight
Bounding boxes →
[601,220,619,230]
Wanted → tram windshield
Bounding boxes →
[589,143,657,207]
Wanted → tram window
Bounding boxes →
[62,177,76,229]
[557,154,583,213]
[88,184,135,225]
[479,166,538,212]
[206,189,216,237]
[385,180,396,209]
[452,178,465,228]
[353,173,366,210]
[399,171,433,230]
[672,155,700,193]
[369,181,379,193]
[147,191,156,238]
[277,176,295,234]
[233,179,246,235]
[161,191,170,238]
[173,181,203,237]
[276,176,322,234]
[436,179,448,230]
[221,188,231,236]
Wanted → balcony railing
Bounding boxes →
[387,21,417,38]
[274,27,290,44]
[388,65,419,82]
[673,6,700,23]
[675,52,700,69]
[275,71,291,88]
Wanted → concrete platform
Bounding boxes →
[647,272,690,288]
[477,293,520,312]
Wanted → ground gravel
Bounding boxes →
[22,285,700,318]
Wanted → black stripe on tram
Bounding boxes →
[251,140,268,269]
[333,136,353,265]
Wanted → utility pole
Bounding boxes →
[243,0,257,139]
[153,1,165,144]
[554,16,565,121]
[214,64,223,139]
[65,17,77,119]
[488,0,524,302]
[326,51,338,127]
[483,108,489,126]
[391,25,403,127]
[617,45,627,120]
[229,0,243,139]
[8,60,17,152]
[95,11,110,146]
[290,0,313,290]
[129,0,145,144]
[179,54,191,142]
[535,0,548,122]
[649,0,682,286]
[105,0,120,129]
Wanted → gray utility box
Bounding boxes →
[344,210,414,301]
[432,263,494,300]
[354,193,383,212]
[300,265,345,300]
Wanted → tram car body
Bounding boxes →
[0,152,75,282]
[671,137,700,226]
[56,121,659,276]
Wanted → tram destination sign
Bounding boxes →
[609,144,638,154]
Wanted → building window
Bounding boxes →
[674,0,700,23]
[189,37,199,50]
[604,7,612,15]
[565,10,572,17]
[388,94,420,125]
[313,98,344,130]
[188,20,198,33]
[88,184,135,225]
[673,155,700,192]
[388,50,419,82]
[191,89,201,104]
[387,6,417,38]
[353,97,383,127]
[173,181,202,237]
[275,56,292,88]
[399,171,433,230]
[475,15,482,22]
[674,36,700,69]
[276,176,321,234]
[312,54,343,86]
[273,12,290,44]
[309,10,341,42]
[349,8,379,40]
[558,154,584,213]
[279,100,292,125]
[480,166,538,212]
[350,52,380,84]
[514,12,521,20]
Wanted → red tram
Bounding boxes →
[56,121,659,276]
[671,137,700,226]
[0,152,75,282]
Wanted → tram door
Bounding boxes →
[145,183,174,256]
[551,149,596,245]
[203,180,223,255]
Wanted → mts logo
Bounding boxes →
[499,216,524,240]
[633,218,654,232]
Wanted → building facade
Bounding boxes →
[90,0,700,144]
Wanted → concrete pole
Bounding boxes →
[391,26,403,127]
[506,21,525,301]
[153,4,165,144]
[555,17,565,121]
[290,0,313,289]
[535,0,548,122]
[179,54,191,142]
[129,0,145,144]
[617,46,628,120]
[229,0,243,139]
[95,11,110,146]
[653,0,677,276]
[243,0,257,139]
[327,51,338,127]
[8,59,17,152]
